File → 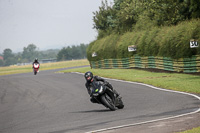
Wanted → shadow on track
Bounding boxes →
[69,109,111,113]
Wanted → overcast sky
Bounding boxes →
[0,0,113,53]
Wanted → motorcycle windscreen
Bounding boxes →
[33,63,39,68]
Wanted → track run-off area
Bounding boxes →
[0,67,200,133]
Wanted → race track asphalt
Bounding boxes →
[0,67,200,133]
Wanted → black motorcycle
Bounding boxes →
[90,81,124,111]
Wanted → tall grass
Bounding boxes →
[87,19,200,61]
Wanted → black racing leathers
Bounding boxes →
[85,76,119,103]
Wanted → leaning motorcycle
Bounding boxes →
[33,63,39,75]
[90,81,124,111]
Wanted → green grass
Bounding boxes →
[177,127,200,133]
[61,67,200,94]
[0,59,89,76]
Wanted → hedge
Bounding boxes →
[87,19,200,61]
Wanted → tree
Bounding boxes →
[80,43,88,58]
[92,0,200,38]
[22,44,38,62]
[115,0,138,32]
[57,47,67,61]
[93,0,117,38]
[0,59,4,66]
[113,0,123,10]
[189,0,200,18]
[57,44,88,61]
[3,48,15,66]
[3,49,13,60]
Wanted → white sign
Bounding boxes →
[92,52,97,57]
[128,45,137,52]
[190,39,199,48]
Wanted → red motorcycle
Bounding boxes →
[33,63,40,75]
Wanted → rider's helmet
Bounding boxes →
[84,71,93,82]
[35,58,38,62]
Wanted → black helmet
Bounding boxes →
[35,58,38,62]
[84,71,93,82]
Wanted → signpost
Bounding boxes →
[92,52,97,57]
[128,45,137,52]
[190,39,199,48]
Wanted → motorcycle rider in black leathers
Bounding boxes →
[32,58,40,65]
[84,71,120,104]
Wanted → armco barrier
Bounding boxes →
[90,55,200,73]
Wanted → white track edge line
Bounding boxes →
[70,72,200,133]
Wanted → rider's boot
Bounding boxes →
[113,90,121,99]
[106,83,121,98]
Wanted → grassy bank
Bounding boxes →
[87,19,200,61]
[0,59,89,76]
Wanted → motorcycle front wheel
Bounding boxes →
[100,94,116,111]
[34,70,37,75]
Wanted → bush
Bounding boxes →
[87,19,200,61]
[87,34,120,61]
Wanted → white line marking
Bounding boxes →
[70,72,200,133]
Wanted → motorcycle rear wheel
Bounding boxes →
[100,94,116,111]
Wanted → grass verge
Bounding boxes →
[0,59,89,76]
[60,67,200,94]
[177,127,200,133]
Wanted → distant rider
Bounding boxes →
[84,71,120,104]
[32,58,40,71]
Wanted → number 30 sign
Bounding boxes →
[190,39,199,48]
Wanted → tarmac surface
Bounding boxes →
[99,112,200,133]
[0,67,200,133]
